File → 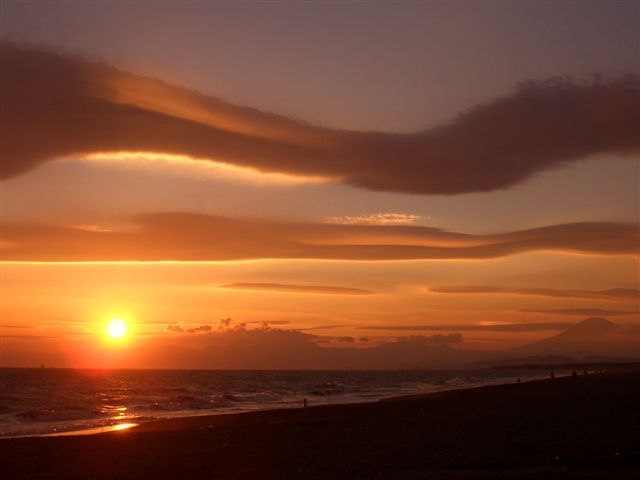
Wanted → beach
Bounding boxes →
[0,369,638,479]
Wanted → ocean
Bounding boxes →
[0,368,551,437]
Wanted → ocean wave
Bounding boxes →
[0,368,549,437]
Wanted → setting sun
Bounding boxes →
[106,319,127,339]
[1,3,639,479]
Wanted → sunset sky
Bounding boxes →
[1,1,638,368]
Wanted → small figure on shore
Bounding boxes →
[303,398,308,410]
[572,371,578,383]
[517,378,521,383]
[583,370,588,377]
[550,372,555,380]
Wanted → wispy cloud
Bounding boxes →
[2,43,638,194]
[325,213,426,226]
[299,325,353,331]
[84,152,325,185]
[335,336,356,343]
[2,213,637,261]
[3,334,54,340]
[519,308,638,317]
[429,285,640,302]
[166,323,213,334]
[360,323,574,332]
[220,282,375,295]
[396,333,463,344]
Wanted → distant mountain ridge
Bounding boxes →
[69,317,639,370]
[478,317,640,367]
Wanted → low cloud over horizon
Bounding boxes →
[520,308,638,317]
[361,322,577,333]
[166,323,213,334]
[396,333,464,345]
[2,42,638,194]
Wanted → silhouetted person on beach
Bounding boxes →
[572,371,578,383]
[550,372,555,380]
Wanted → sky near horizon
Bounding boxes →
[1,1,639,368]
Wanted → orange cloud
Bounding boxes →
[166,323,213,334]
[220,283,375,295]
[396,333,464,345]
[2,43,638,194]
[360,323,575,333]
[83,152,326,185]
[519,308,638,317]
[429,285,640,302]
[324,213,426,226]
[1,213,638,261]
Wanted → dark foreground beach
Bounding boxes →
[1,369,638,480]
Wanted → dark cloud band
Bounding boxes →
[2,43,638,194]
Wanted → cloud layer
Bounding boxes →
[166,323,213,334]
[325,213,426,226]
[134,327,487,369]
[220,283,375,295]
[520,308,638,317]
[361,323,575,333]
[2,43,638,194]
[430,285,640,302]
[2,213,637,261]
[396,333,464,345]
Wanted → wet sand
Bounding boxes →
[1,370,639,479]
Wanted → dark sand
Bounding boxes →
[1,370,639,479]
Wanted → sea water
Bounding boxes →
[0,368,550,437]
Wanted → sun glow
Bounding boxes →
[106,318,128,339]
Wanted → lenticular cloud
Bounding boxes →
[2,42,639,194]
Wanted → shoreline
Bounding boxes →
[1,369,638,479]
[130,371,562,435]
[0,369,559,439]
